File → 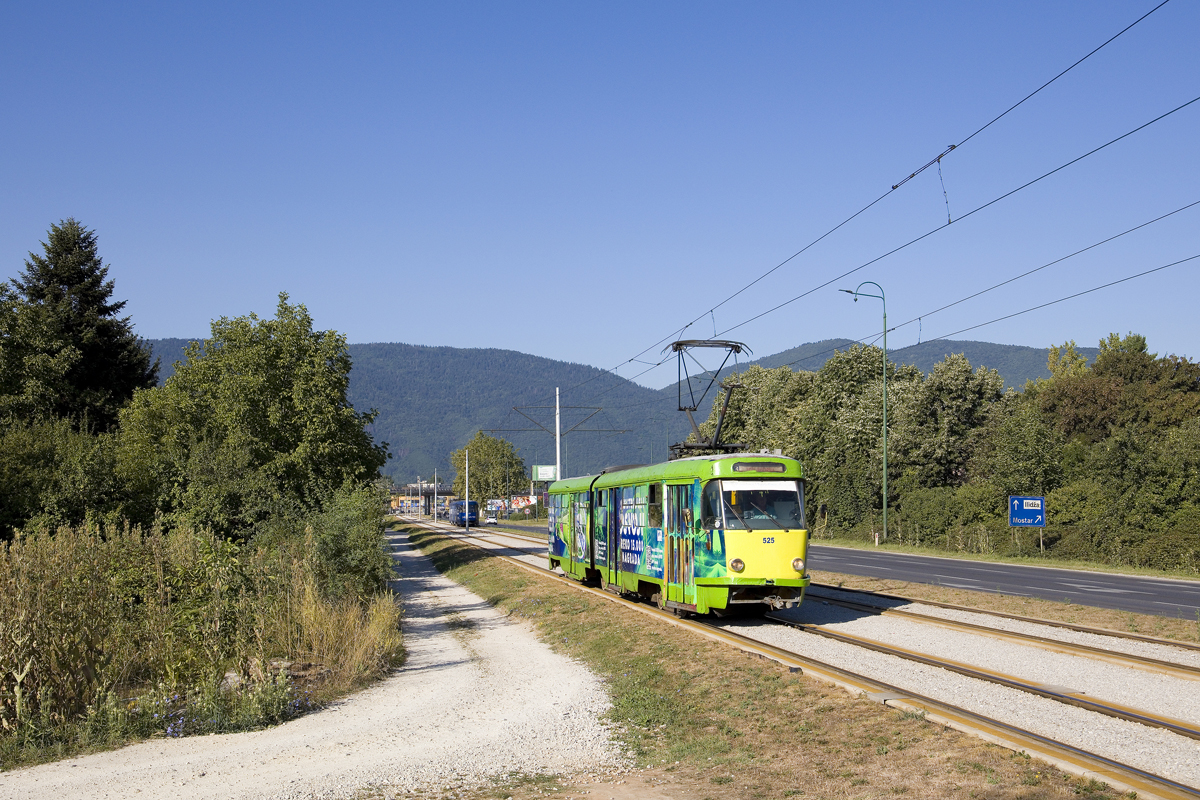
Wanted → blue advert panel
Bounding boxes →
[1009,496,1046,527]
[617,486,664,579]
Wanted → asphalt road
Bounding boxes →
[809,544,1200,619]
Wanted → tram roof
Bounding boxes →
[548,453,802,492]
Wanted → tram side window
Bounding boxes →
[701,481,722,529]
[648,483,663,528]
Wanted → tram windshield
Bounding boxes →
[702,479,805,531]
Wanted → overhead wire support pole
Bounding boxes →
[841,283,888,543]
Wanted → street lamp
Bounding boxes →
[840,281,889,542]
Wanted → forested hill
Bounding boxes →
[147,337,1095,482]
[888,340,1099,389]
[342,343,694,483]
[148,338,691,481]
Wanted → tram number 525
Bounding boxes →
[762,537,775,544]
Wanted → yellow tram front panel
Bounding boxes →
[722,528,809,580]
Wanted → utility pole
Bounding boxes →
[555,387,561,481]
[433,468,438,524]
[465,448,470,532]
[418,476,423,518]
[841,282,889,542]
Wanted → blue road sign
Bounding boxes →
[1009,496,1046,527]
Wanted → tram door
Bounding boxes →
[593,489,613,580]
[607,489,619,581]
[665,484,696,605]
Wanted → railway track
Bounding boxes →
[810,583,1200,653]
[401,517,1200,799]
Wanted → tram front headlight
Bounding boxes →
[729,558,745,573]
[792,557,806,573]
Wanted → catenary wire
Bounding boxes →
[615,250,1198,419]
[887,198,1200,333]
[713,94,1200,339]
[603,198,1200,413]
[559,1,1175,401]
[952,0,1174,151]
[603,247,1200,419]
[925,253,1200,341]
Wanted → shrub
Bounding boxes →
[0,504,402,766]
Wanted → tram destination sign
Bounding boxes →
[1009,496,1046,528]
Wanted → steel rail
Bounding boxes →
[419,520,548,558]
[808,592,1200,681]
[768,614,1200,741]
[810,583,1200,653]
[403,520,1200,800]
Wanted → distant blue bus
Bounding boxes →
[448,500,479,527]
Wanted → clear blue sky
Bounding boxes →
[3,1,1196,390]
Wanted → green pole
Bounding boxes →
[841,282,888,542]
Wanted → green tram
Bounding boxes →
[547,453,809,614]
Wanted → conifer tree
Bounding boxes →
[4,218,157,430]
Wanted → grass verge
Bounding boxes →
[813,535,1200,581]
[403,526,1128,800]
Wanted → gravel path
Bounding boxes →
[727,606,1200,789]
[0,529,625,800]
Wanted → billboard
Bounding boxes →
[532,465,558,481]
[510,495,538,509]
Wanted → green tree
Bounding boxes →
[449,432,526,505]
[2,219,157,430]
[969,397,1063,498]
[891,354,1004,489]
[695,365,813,453]
[790,346,922,528]
[0,419,126,538]
[116,294,388,537]
[1047,339,1090,379]
[0,285,79,422]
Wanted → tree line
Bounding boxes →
[697,334,1200,572]
[0,219,387,539]
[0,220,396,761]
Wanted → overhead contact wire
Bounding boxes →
[927,253,1200,341]
[611,199,1200,403]
[566,1,1174,401]
[714,94,1200,339]
[886,198,1200,334]
[953,0,1173,151]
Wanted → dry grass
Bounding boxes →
[403,527,1127,800]
[252,567,404,694]
[817,535,1200,581]
[0,523,404,769]
[810,569,1200,644]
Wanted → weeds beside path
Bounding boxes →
[407,526,1126,800]
[0,527,620,799]
[0,502,404,771]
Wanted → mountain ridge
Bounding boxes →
[146,336,1096,483]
